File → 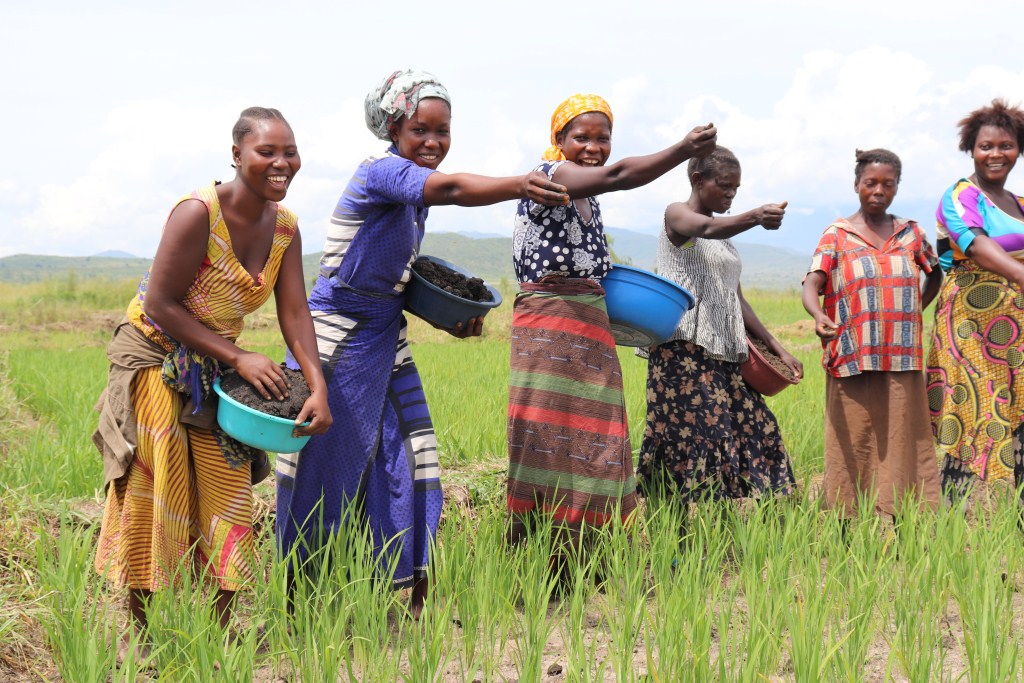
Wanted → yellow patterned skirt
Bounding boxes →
[926,261,1024,481]
[94,367,255,591]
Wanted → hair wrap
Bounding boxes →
[543,94,614,161]
[364,70,451,141]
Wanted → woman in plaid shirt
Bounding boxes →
[803,148,943,519]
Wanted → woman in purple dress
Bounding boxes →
[275,70,568,617]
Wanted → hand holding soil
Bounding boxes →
[220,367,312,421]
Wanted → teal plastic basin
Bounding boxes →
[213,377,311,453]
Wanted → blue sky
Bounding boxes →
[2,0,1022,259]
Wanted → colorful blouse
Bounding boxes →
[512,161,611,283]
[318,146,435,295]
[127,183,298,351]
[936,178,1024,271]
[807,217,937,378]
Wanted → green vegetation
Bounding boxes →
[1,279,1022,681]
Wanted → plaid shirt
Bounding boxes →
[807,217,937,378]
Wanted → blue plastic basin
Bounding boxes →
[405,255,503,329]
[601,264,695,347]
[213,377,311,453]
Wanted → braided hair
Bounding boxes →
[687,146,740,185]
[854,148,901,183]
[231,106,291,146]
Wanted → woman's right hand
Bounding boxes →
[681,124,718,158]
[522,172,570,206]
[232,351,289,401]
[756,201,788,230]
[813,313,839,340]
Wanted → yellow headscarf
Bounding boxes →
[542,94,614,161]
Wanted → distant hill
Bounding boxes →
[2,229,808,290]
[0,254,154,284]
[93,249,138,258]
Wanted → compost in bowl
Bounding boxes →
[213,377,311,453]
[740,337,799,397]
[406,255,502,330]
[601,264,695,347]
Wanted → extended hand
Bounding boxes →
[759,201,788,230]
[233,352,288,401]
[523,172,570,207]
[681,123,717,158]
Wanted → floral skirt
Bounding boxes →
[637,340,795,502]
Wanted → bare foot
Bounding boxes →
[116,636,154,670]
[409,577,428,621]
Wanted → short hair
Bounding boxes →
[854,148,902,183]
[231,106,291,145]
[687,146,739,186]
[957,98,1024,153]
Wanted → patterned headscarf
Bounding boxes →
[542,94,614,161]
[364,69,451,141]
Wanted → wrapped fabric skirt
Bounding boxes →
[506,277,637,542]
[824,371,941,517]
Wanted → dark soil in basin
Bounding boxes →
[220,367,310,420]
[413,259,494,302]
[750,338,798,382]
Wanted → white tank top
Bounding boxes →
[656,225,748,363]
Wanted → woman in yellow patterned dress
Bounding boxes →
[92,107,332,656]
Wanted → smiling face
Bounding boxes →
[390,97,451,170]
[972,124,1020,188]
[696,166,741,214]
[232,119,300,201]
[855,162,898,217]
[556,112,612,167]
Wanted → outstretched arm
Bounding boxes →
[143,200,289,401]
[274,231,332,436]
[422,171,569,208]
[551,125,718,199]
[666,200,787,241]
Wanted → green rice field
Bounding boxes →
[1,276,1023,682]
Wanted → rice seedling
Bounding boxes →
[8,280,1024,681]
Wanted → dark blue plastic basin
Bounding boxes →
[602,264,695,347]
[405,255,503,330]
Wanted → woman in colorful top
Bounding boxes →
[927,99,1024,503]
[803,149,942,517]
[92,107,332,658]
[276,70,568,618]
[637,147,800,503]
[507,93,717,546]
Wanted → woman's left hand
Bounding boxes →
[447,316,484,338]
[522,172,570,207]
[778,349,804,382]
[292,391,333,437]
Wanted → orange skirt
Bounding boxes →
[94,367,255,591]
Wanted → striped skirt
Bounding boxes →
[94,366,255,591]
[506,277,637,541]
